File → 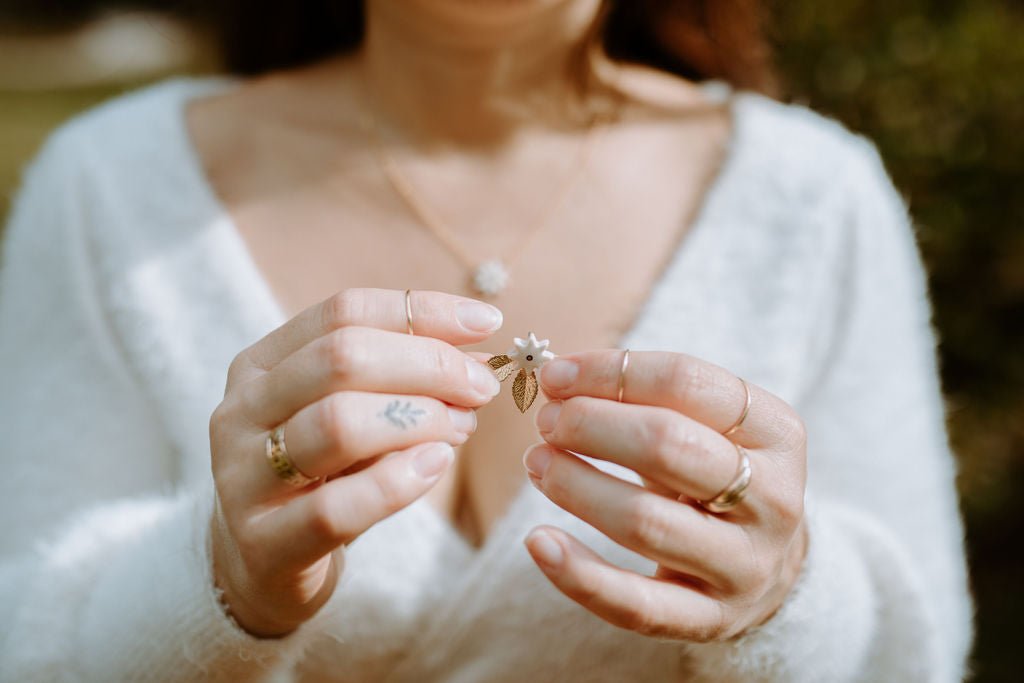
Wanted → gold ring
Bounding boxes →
[699,443,752,513]
[721,376,751,437]
[266,424,319,487]
[617,349,630,402]
[405,289,415,335]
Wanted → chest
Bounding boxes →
[207,112,732,548]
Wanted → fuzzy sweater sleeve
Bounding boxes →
[0,128,326,681]
[679,137,975,682]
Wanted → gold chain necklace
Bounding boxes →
[363,93,603,299]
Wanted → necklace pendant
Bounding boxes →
[472,259,510,297]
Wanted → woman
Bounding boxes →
[0,0,974,680]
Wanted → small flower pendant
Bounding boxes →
[487,331,556,413]
[472,259,510,297]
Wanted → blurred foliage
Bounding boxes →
[0,1,1021,680]
[0,87,121,191]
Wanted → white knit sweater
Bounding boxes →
[0,76,974,682]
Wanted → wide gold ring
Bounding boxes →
[698,443,752,513]
[617,348,630,402]
[721,376,751,437]
[405,288,415,335]
[266,424,319,488]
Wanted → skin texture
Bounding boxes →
[199,0,808,643]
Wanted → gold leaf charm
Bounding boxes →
[512,368,539,413]
[487,333,555,414]
[487,354,517,382]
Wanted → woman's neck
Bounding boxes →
[359,0,604,145]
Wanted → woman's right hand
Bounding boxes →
[207,288,503,638]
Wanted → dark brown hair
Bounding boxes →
[198,0,782,98]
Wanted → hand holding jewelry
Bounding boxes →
[207,288,502,637]
[488,332,557,413]
[521,349,809,642]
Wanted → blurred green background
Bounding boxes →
[1,1,1020,680]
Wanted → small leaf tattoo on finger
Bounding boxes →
[379,400,428,429]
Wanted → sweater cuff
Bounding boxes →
[9,479,330,681]
[85,479,333,680]
[679,498,878,682]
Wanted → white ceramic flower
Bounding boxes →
[487,331,557,413]
[507,332,556,373]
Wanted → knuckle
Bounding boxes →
[323,289,365,330]
[369,467,410,516]
[618,588,670,639]
[232,383,267,430]
[773,489,805,531]
[324,327,365,381]
[427,340,461,383]
[662,356,715,402]
[434,402,459,433]
[306,492,344,542]
[623,495,673,551]
[647,417,693,474]
[777,410,808,450]
[418,341,469,397]
[208,400,231,446]
[226,350,249,387]
[318,393,357,456]
[559,398,590,441]
[570,566,605,607]
[208,400,245,475]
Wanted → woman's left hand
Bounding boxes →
[522,349,809,643]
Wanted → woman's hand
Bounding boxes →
[522,350,809,643]
[208,288,502,638]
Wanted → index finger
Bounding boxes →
[537,349,798,449]
[233,288,503,384]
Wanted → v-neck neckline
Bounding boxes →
[165,74,748,559]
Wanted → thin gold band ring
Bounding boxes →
[617,348,630,402]
[405,288,415,335]
[722,377,751,437]
[698,443,752,513]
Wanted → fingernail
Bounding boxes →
[447,405,477,434]
[412,443,453,480]
[541,358,578,390]
[535,401,561,435]
[523,444,552,478]
[456,301,503,333]
[467,359,501,398]
[527,529,563,568]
